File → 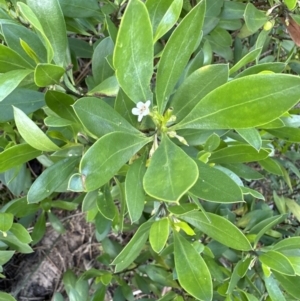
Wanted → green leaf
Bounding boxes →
[13,106,60,151]
[0,69,33,102]
[284,0,297,10]
[174,231,212,301]
[285,198,300,222]
[222,163,263,180]
[0,88,44,122]
[264,275,287,301]
[0,250,15,266]
[27,0,68,66]
[244,3,267,33]
[113,0,153,103]
[149,218,169,253]
[80,132,151,191]
[236,128,262,151]
[235,62,286,78]
[96,186,116,221]
[59,0,100,18]
[267,127,300,142]
[27,157,79,203]
[88,75,119,97]
[273,237,300,251]
[0,213,13,233]
[112,221,152,272]
[34,63,65,87]
[173,74,300,130]
[273,272,300,299]
[171,64,228,122]
[143,135,198,202]
[0,144,41,173]
[0,292,17,301]
[31,211,46,245]
[73,97,139,138]
[189,160,243,203]
[259,158,283,176]
[146,0,183,42]
[125,156,147,223]
[156,0,206,113]
[209,145,269,164]
[9,223,32,244]
[0,44,34,72]
[48,211,66,234]
[180,211,252,251]
[259,251,295,276]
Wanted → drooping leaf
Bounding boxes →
[80,132,151,191]
[125,156,147,223]
[113,0,153,103]
[174,231,212,301]
[173,74,300,130]
[13,106,61,152]
[143,134,198,202]
[34,63,65,87]
[149,218,169,253]
[27,157,79,203]
[0,144,42,173]
[73,97,140,137]
[0,69,33,102]
[156,0,206,113]
[180,211,252,251]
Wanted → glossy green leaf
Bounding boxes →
[235,62,286,78]
[285,198,300,222]
[0,292,17,301]
[73,97,139,138]
[264,275,287,301]
[31,212,46,245]
[222,163,263,180]
[267,127,300,142]
[0,144,41,173]
[180,211,252,251]
[244,3,267,33]
[27,157,79,203]
[0,250,15,266]
[156,0,205,113]
[27,0,68,66]
[0,212,13,232]
[20,39,39,63]
[172,64,228,122]
[236,128,262,151]
[143,135,198,202]
[229,48,262,75]
[48,211,65,234]
[13,106,61,151]
[34,63,65,87]
[92,37,114,84]
[9,223,32,244]
[59,0,100,18]
[189,160,243,203]
[88,75,119,97]
[0,44,34,72]
[284,0,297,10]
[174,231,212,301]
[173,74,300,130]
[0,69,33,102]
[125,156,146,223]
[146,0,183,42]
[113,0,153,103]
[112,221,152,272]
[259,251,295,276]
[149,218,169,253]
[226,260,244,294]
[259,158,283,176]
[96,186,116,221]
[209,145,269,164]
[1,232,33,253]
[273,272,300,299]
[17,2,54,63]
[80,132,151,191]
[273,237,300,251]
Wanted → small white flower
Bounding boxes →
[132,100,151,122]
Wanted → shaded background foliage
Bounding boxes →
[1,0,300,300]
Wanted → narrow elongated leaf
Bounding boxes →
[273,237,300,251]
[174,231,212,301]
[273,272,300,299]
[173,74,300,130]
[0,44,34,72]
[259,158,283,176]
[180,211,252,251]
[27,157,79,203]
[125,156,147,223]
[209,145,269,164]
[143,135,198,202]
[149,218,169,253]
[0,69,33,102]
[13,107,60,151]
[259,251,295,276]
[267,127,300,142]
[172,64,228,121]
[73,97,139,137]
[264,275,287,301]
[112,221,152,272]
[80,132,151,191]
[189,160,243,203]
[0,144,41,173]
[146,0,183,42]
[236,128,262,151]
[34,63,65,87]
[27,0,68,66]
[235,62,286,78]
[113,0,153,103]
[156,0,206,113]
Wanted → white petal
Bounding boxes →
[136,102,144,109]
[132,108,140,115]
[137,114,143,122]
[145,100,151,107]
[142,108,150,116]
